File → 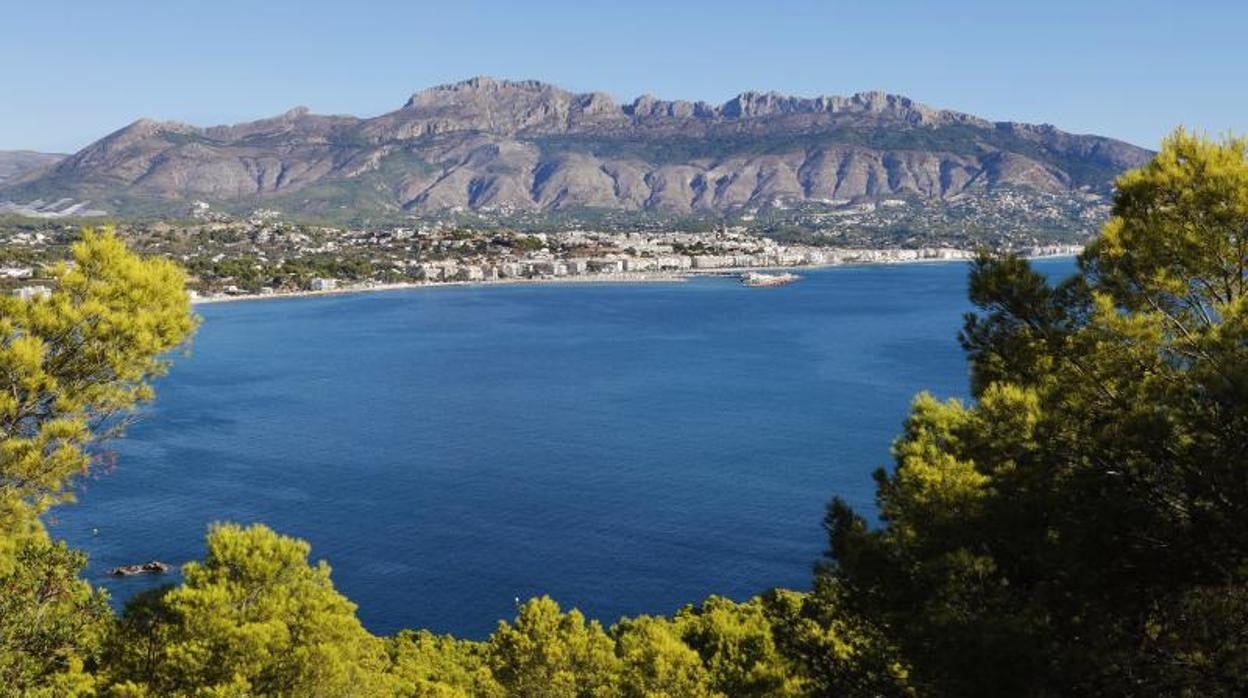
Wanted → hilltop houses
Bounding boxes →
[0,266,34,279]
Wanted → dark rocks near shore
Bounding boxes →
[109,560,171,576]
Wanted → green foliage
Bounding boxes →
[666,595,802,697]
[0,228,196,696]
[184,253,376,293]
[612,616,717,698]
[105,523,393,696]
[824,129,1248,695]
[0,227,197,535]
[487,596,622,697]
[762,585,914,697]
[511,235,546,252]
[387,630,500,697]
[1092,129,1248,314]
[480,594,824,698]
[0,535,108,695]
[191,256,267,291]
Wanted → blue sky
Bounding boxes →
[2,0,1243,152]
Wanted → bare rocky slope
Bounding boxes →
[0,151,65,186]
[0,77,1151,223]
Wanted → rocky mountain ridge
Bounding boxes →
[0,77,1152,227]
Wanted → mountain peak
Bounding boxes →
[404,76,566,108]
[123,117,196,135]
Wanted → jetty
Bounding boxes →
[740,271,801,288]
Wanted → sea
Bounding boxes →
[52,257,1074,637]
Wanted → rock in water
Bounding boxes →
[109,560,171,576]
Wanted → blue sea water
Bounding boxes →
[52,258,1073,638]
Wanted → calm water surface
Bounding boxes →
[53,258,1072,637]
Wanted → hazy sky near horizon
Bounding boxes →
[3,0,1244,152]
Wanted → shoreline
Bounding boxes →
[190,249,1079,306]
[190,272,691,305]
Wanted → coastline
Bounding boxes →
[190,272,690,305]
[190,249,1079,306]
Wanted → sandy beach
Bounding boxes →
[190,249,1081,306]
[190,271,692,305]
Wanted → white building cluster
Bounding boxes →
[403,230,840,283]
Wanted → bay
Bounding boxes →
[52,258,1072,637]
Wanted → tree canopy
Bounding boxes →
[824,129,1248,695]
[0,227,196,694]
[105,523,394,697]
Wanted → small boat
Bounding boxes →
[109,560,172,576]
[740,271,800,287]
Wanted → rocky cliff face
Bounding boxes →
[0,77,1151,219]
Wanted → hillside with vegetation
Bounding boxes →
[3,130,1246,696]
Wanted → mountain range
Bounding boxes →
[0,77,1151,229]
